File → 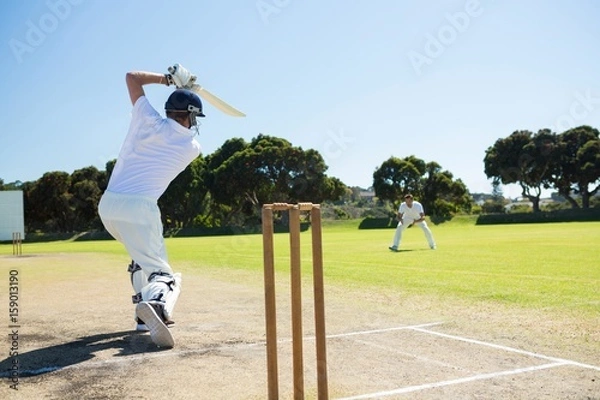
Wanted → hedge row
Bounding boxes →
[475,208,600,224]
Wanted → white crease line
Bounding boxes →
[268,322,444,343]
[351,338,463,371]
[1,324,441,377]
[0,341,265,377]
[336,362,568,400]
[413,327,600,371]
[325,322,444,339]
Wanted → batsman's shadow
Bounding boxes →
[0,330,165,378]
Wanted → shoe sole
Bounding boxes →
[136,302,174,348]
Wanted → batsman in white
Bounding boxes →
[389,194,436,251]
[98,63,203,348]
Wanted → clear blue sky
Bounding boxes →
[1,0,599,199]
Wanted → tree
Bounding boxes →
[102,159,117,191]
[27,171,73,232]
[549,126,600,209]
[481,181,506,214]
[205,137,265,224]
[421,161,472,219]
[70,166,104,230]
[484,130,556,212]
[0,179,23,191]
[373,155,471,219]
[372,156,425,202]
[206,134,345,224]
[158,156,208,229]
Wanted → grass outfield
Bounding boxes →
[4,219,600,316]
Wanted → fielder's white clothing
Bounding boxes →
[390,200,436,249]
[98,96,200,319]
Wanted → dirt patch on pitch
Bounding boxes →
[1,253,598,399]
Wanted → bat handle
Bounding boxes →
[168,66,176,74]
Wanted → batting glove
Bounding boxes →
[167,63,197,89]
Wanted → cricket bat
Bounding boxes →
[189,84,246,117]
[167,65,246,117]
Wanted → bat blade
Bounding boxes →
[191,84,246,117]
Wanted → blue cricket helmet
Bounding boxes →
[165,89,205,118]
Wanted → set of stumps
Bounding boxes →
[262,203,328,400]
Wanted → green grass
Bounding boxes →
[4,220,599,315]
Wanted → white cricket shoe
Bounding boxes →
[136,302,174,348]
[135,318,150,332]
[135,317,174,331]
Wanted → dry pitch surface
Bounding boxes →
[1,253,599,399]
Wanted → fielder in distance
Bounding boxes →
[389,194,436,252]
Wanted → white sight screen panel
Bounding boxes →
[0,191,25,241]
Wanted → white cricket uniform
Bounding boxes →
[390,200,436,249]
[98,96,200,298]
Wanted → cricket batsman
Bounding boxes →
[98,64,203,348]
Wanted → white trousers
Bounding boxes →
[98,191,181,320]
[391,220,436,249]
[98,191,172,275]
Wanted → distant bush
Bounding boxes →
[508,204,532,214]
[166,222,310,237]
[476,208,600,224]
[358,217,397,229]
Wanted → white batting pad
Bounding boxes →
[140,272,182,321]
